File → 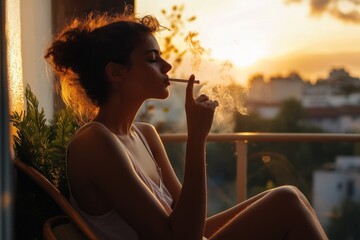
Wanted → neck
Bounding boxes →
[94,98,144,135]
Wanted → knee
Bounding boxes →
[281,185,302,195]
[270,185,302,205]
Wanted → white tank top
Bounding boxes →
[66,122,173,240]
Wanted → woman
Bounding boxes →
[45,11,328,240]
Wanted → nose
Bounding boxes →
[162,59,172,73]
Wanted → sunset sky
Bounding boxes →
[136,0,360,85]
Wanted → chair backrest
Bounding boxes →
[43,215,88,240]
[13,158,97,240]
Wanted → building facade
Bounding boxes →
[245,68,360,132]
[312,156,360,227]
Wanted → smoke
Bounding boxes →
[184,32,248,132]
[146,31,248,133]
[199,61,248,133]
[285,0,360,23]
[183,32,248,132]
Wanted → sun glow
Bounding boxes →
[210,39,270,68]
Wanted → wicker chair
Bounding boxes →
[13,158,97,239]
[43,215,88,240]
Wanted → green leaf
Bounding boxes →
[11,84,78,192]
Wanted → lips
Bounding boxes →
[164,78,170,85]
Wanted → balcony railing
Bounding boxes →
[160,132,360,202]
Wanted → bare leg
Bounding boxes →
[205,189,272,236]
[205,186,319,236]
[207,186,327,240]
[291,187,328,238]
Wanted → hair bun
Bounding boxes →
[45,26,90,75]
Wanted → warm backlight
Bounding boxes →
[211,39,269,68]
[6,0,24,113]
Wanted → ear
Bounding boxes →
[105,62,128,82]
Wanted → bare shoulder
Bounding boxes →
[67,123,129,174]
[134,122,161,143]
[69,124,116,156]
[134,122,157,136]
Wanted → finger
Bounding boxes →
[196,94,209,103]
[203,100,219,108]
[186,74,195,103]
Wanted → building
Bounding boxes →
[312,156,360,227]
[303,69,360,132]
[305,106,360,132]
[245,68,360,132]
[303,68,360,108]
[245,73,304,119]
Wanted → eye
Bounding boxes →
[148,57,158,63]
[146,51,162,63]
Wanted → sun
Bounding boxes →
[209,38,270,68]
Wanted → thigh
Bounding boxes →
[209,186,323,240]
[205,189,274,237]
[209,189,294,240]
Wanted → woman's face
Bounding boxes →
[124,34,172,100]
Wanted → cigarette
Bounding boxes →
[169,78,200,84]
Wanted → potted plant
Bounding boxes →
[11,85,78,239]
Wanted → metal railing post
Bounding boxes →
[235,140,248,203]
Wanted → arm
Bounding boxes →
[136,75,218,239]
[169,75,218,239]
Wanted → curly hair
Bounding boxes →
[45,9,161,121]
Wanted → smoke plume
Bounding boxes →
[199,61,248,133]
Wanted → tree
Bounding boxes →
[159,4,196,73]
[272,98,306,132]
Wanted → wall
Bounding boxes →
[20,0,53,119]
